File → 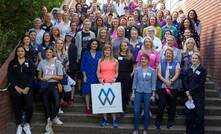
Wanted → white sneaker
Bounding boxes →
[16,125,23,134]
[44,129,53,134]
[23,123,31,134]
[45,118,53,132]
[58,108,64,114]
[52,116,63,125]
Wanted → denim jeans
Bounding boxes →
[42,82,60,120]
[134,92,151,130]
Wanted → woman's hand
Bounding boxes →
[15,86,22,94]
[186,91,193,100]
[83,76,87,83]
[165,80,172,87]
[99,79,104,85]
[22,87,30,95]
[187,95,193,100]
[130,93,135,101]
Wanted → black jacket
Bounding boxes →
[8,59,35,89]
[184,64,207,97]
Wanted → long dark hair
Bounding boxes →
[180,18,196,33]
[187,9,199,22]
[42,32,52,46]
[13,46,26,61]
[20,35,31,46]
[87,38,100,51]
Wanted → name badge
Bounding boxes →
[118,57,123,60]
[168,66,173,69]
[195,70,201,75]
[25,62,29,68]
[147,72,151,76]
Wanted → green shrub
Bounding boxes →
[0,0,62,66]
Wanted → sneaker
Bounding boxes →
[16,125,23,134]
[44,129,53,134]
[112,120,119,128]
[45,118,53,132]
[132,130,138,134]
[143,130,148,134]
[23,123,31,134]
[59,108,64,114]
[100,119,108,126]
[167,121,174,129]
[53,116,63,125]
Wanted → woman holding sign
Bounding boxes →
[131,54,156,134]
[97,45,119,128]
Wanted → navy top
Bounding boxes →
[8,59,35,89]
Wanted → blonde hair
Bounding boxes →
[142,36,154,50]
[97,27,110,42]
[83,19,91,26]
[117,26,125,37]
[192,52,201,61]
[100,44,115,62]
[55,37,65,55]
[183,37,199,53]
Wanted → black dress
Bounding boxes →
[116,54,134,111]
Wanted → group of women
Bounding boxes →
[7,1,207,134]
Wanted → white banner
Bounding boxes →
[91,82,123,114]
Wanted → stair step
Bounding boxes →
[205,81,216,89]
[34,102,221,116]
[205,89,219,97]
[6,122,221,134]
[31,112,221,126]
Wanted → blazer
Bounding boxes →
[132,66,156,94]
[184,64,207,97]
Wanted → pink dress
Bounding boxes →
[136,50,160,69]
[99,60,117,83]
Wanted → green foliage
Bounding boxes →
[0,0,62,65]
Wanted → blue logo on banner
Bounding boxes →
[98,88,115,105]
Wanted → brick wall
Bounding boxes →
[0,92,12,134]
[169,0,221,90]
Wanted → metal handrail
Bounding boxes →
[0,83,9,92]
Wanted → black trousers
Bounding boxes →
[41,82,60,120]
[10,86,33,125]
[186,96,204,134]
[117,73,132,112]
[156,88,178,124]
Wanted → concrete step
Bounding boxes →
[6,122,221,134]
[31,112,221,126]
[59,89,220,104]
[205,89,219,97]
[205,81,216,89]
[34,102,221,116]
